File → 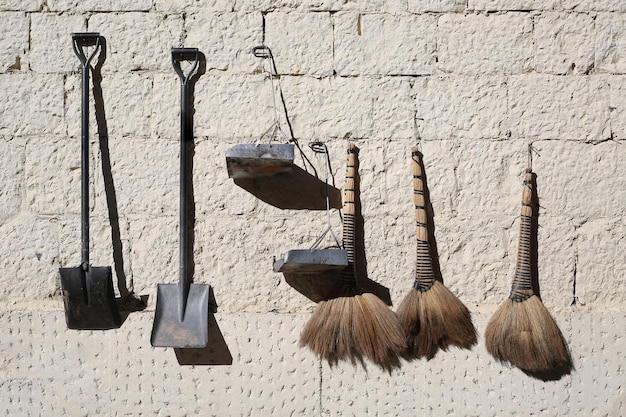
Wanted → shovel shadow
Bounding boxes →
[174,288,233,365]
[91,36,147,320]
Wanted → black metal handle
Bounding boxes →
[72,32,102,270]
[172,47,200,320]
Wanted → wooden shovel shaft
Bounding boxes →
[411,148,436,291]
[510,169,535,301]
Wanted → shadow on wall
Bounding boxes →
[524,172,574,381]
[175,288,233,366]
[91,36,147,319]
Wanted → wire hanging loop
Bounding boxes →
[252,45,289,145]
[527,143,540,171]
[413,111,424,152]
[251,45,318,177]
[309,141,341,250]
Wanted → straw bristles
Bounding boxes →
[396,280,477,359]
[485,295,571,373]
[300,292,407,367]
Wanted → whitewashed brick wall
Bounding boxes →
[0,1,624,415]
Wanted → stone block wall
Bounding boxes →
[0,0,624,415]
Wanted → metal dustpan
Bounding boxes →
[226,45,297,179]
[226,143,294,178]
[274,141,348,301]
[60,33,121,330]
[274,249,347,303]
[273,249,347,273]
[151,47,209,348]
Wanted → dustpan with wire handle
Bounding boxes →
[226,45,296,179]
[274,141,348,302]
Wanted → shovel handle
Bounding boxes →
[510,169,536,301]
[411,147,436,291]
[172,47,200,320]
[72,32,101,268]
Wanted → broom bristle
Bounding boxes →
[484,295,571,373]
[300,292,406,366]
[396,281,477,359]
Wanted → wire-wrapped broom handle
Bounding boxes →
[411,147,436,291]
[342,143,357,266]
[509,168,536,301]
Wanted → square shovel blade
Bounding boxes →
[151,283,210,348]
[59,266,121,330]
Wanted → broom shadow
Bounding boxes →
[352,146,393,307]
[91,36,147,320]
[523,172,574,381]
[352,146,401,373]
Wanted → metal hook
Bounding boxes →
[528,143,540,170]
[413,112,423,152]
[252,45,288,145]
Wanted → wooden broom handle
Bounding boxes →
[411,147,436,291]
[342,143,356,265]
[510,169,535,301]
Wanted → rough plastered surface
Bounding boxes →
[0,1,624,416]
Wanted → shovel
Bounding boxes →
[150,48,210,348]
[59,33,121,330]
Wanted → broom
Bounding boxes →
[300,143,406,367]
[396,147,477,359]
[485,168,571,373]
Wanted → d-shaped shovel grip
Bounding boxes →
[172,48,200,85]
[72,32,101,68]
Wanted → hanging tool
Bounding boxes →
[395,147,476,359]
[151,48,210,348]
[485,147,571,373]
[60,32,121,330]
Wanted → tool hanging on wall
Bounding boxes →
[59,33,121,330]
[225,46,340,210]
[395,147,476,359]
[226,45,312,178]
[273,141,348,302]
[299,143,406,367]
[151,48,210,349]
[485,147,571,374]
